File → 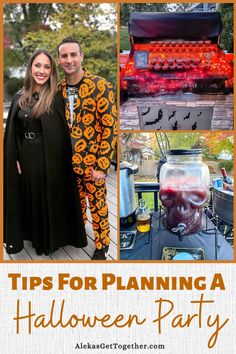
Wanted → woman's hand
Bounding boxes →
[16,161,22,175]
[91,169,105,182]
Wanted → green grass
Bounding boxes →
[120,27,131,51]
[136,193,156,212]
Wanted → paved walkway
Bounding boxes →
[120,93,234,130]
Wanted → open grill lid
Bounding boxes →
[128,12,223,44]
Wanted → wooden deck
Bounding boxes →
[3,167,118,261]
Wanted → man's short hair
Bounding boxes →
[57,37,82,55]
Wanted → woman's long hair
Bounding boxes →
[19,49,58,118]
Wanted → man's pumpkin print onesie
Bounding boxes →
[58,69,117,250]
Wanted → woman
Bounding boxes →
[4,49,87,256]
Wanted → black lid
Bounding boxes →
[120,161,139,174]
[128,12,222,44]
[167,149,202,155]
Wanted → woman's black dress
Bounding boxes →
[16,109,51,254]
[4,92,87,255]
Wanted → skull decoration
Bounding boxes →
[160,176,209,235]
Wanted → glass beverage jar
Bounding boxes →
[159,149,210,236]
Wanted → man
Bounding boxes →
[57,37,117,260]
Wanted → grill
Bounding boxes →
[120,12,233,96]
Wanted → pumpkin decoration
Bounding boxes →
[73,166,84,175]
[76,112,81,123]
[82,113,94,126]
[94,230,100,241]
[100,218,109,230]
[100,141,111,155]
[93,222,100,230]
[65,109,70,122]
[83,154,96,166]
[86,183,96,194]
[83,98,96,112]
[84,126,95,140]
[95,187,105,199]
[100,229,110,239]
[90,205,96,213]
[113,122,118,135]
[97,157,110,171]
[112,105,117,116]
[74,139,87,152]
[75,98,81,109]
[97,97,109,113]
[79,83,89,98]
[95,200,103,209]
[72,153,83,165]
[71,126,82,139]
[98,205,108,217]
[95,122,102,133]
[84,78,96,95]
[97,79,106,91]
[102,114,114,127]
[107,81,113,89]
[108,90,115,103]
[102,127,111,139]
[92,213,101,223]
[90,143,99,154]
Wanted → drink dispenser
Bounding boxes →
[120,161,139,227]
[159,149,210,237]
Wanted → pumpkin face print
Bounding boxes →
[82,113,94,126]
[112,105,117,116]
[84,78,96,95]
[97,97,109,113]
[98,205,108,217]
[97,157,110,171]
[94,230,100,242]
[83,154,96,166]
[84,126,95,140]
[102,127,111,139]
[92,213,101,224]
[111,138,117,149]
[72,153,83,165]
[95,122,102,134]
[75,98,81,109]
[108,90,115,103]
[73,166,83,175]
[113,122,118,135]
[93,222,100,230]
[71,126,82,139]
[90,143,99,154]
[97,79,106,92]
[83,98,96,112]
[62,85,67,99]
[95,187,105,199]
[96,200,103,209]
[87,183,96,194]
[100,218,109,230]
[90,205,96,213]
[102,114,114,127]
[100,141,111,155]
[79,83,89,98]
[74,139,87,152]
[76,112,81,123]
[107,81,113,89]
[65,108,70,122]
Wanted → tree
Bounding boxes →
[4,3,56,67]
[219,3,233,52]
[120,3,167,26]
[4,3,117,91]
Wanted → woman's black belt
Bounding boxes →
[21,132,43,140]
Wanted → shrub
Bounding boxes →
[6,77,24,98]
[218,160,234,173]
